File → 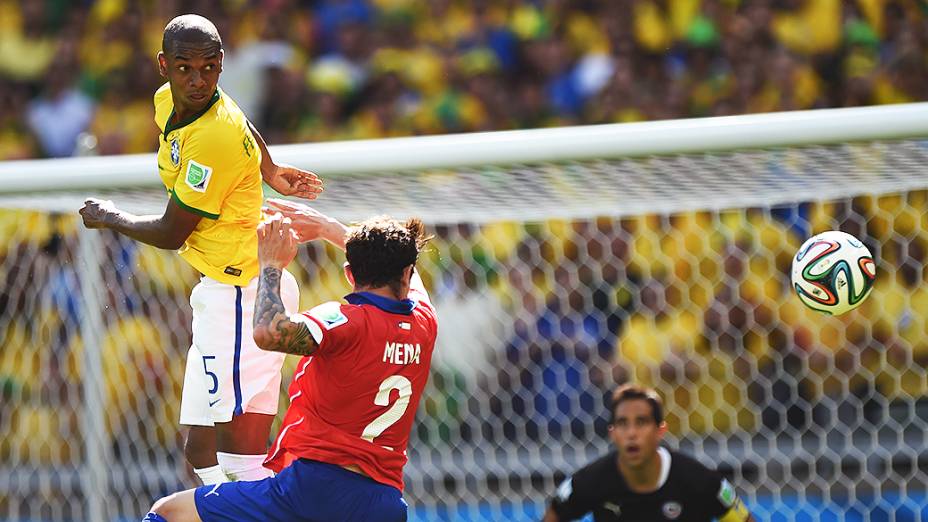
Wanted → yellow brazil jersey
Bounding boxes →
[154,83,262,286]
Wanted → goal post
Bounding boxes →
[1,103,928,521]
[2,101,928,190]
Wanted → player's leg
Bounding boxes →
[185,426,227,484]
[179,344,227,485]
[143,489,201,522]
[192,459,407,522]
[177,459,407,522]
[187,471,301,522]
[214,412,276,480]
[200,271,300,481]
[145,477,293,522]
[184,426,216,468]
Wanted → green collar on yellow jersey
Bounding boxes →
[162,89,221,141]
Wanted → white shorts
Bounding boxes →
[179,270,299,426]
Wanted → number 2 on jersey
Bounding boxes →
[361,376,412,444]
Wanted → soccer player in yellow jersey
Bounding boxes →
[79,14,322,486]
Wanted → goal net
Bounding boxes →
[1,105,927,521]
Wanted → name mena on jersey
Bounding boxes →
[383,342,422,365]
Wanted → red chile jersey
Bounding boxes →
[264,272,438,491]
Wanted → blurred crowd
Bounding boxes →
[1,0,928,160]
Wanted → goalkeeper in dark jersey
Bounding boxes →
[544,384,755,522]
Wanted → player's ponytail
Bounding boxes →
[404,218,433,254]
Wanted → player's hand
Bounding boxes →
[79,198,117,229]
[264,198,345,246]
[266,164,323,200]
[257,213,299,269]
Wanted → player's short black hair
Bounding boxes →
[345,217,431,291]
[162,14,222,56]
[610,384,664,425]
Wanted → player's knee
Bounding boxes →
[148,494,167,513]
[147,492,195,522]
[147,494,175,519]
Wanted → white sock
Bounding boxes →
[216,452,274,481]
[194,464,229,485]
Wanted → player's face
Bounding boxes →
[609,399,667,469]
[158,44,223,113]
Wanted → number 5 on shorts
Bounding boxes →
[202,355,219,394]
[361,376,412,444]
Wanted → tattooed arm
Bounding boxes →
[253,266,319,356]
[253,214,320,356]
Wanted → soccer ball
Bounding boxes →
[791,230,876,316]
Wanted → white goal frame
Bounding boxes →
[1,102,927,192]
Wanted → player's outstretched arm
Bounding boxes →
[253,214,320,356]
[247,120,323,201]
[264,198,348,249]
[79,196,200,250]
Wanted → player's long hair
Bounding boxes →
[345,216,432,294]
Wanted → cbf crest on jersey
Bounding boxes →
[170,137,180,166]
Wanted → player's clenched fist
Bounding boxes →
[79,198,117,229]
[257,213,299,269]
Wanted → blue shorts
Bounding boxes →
[194,459,407,522]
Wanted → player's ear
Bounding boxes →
[218,49,224,72]
[343,262,355,286]
[657,421,668,438]
[607,422,620,446]
[402,264,414,284]
[157,52,168,77]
